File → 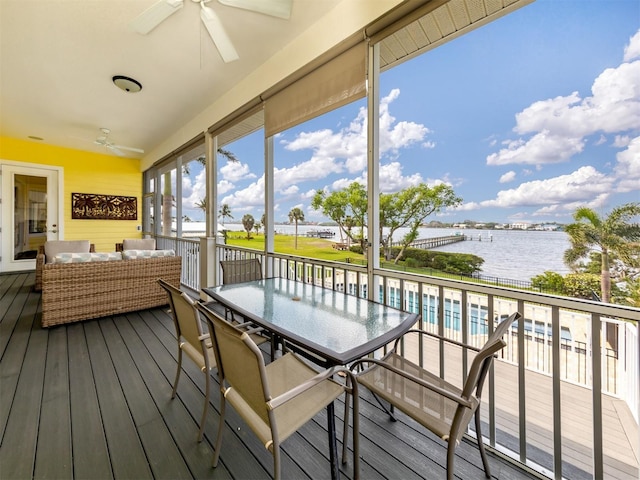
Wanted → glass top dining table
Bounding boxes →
[203,277,420,367]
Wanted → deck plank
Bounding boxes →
[0,272,546,480]
[83,320,153,479]
[34,326,72,480]
[67,322,114,479]
[0,313,47,479]
[100,317,193,480]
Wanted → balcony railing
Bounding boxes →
[162,237,640,480]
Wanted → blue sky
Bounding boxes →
[182,0,640,225]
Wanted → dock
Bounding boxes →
[392,234,466,249]
[306,229,335,238]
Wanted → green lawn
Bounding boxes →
[225,232,363,263]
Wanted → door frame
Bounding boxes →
[0,160,64,273]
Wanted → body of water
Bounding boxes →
[219,223,571,282]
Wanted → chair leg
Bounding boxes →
[474,409,492,478]
[197,368,211,442]
[212,393,226,468]
[342,393,350,464]
[351,385,360,480]
[371,391,397,422]
[342,380,360,479]
[171,347,183,399]
[446,440,457,480]
[273,444,281,480]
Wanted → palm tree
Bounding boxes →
[288,207,305,249]
[242,214,255,240]
[164,149,238,232]
[195,197,207,213]
[564,203,640,303]
[218,204,233,225]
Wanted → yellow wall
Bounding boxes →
[1,136,143,252]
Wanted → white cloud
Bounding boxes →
[221,177,265,210]
[614,135,640,192]
[461,166,614,213]
[279,88,432,179]
[220,161,256,182]
[487,33,640,167]
[487,130,584,166]
[217,179,235,195]
[183,168,206,208]
[499,171,516,183]
[623,30,640,62]
[613,135,632,148]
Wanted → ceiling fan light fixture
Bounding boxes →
[112,75,143,93]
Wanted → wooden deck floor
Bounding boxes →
[1,271,538,480]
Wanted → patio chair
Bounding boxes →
[158,278,215,442]
[196,302,360,480]
[220,257,262,284]
[350,311,521,480]
[218,257,273,353]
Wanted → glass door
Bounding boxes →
[0,163,61,272]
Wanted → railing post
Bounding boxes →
[199,236,216,299]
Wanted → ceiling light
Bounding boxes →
[112,75,143,93]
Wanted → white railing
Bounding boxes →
[196,243,639,480]
[155,235,200,290]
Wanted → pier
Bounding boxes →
[392,234,466,249]
[305,229,335,238]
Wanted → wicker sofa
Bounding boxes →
[34,241,95,292]
[40,253,182,328]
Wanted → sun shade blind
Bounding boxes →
[265,42,366,137]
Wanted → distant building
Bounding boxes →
[510,222,530,230]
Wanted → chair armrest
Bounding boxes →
[391,328,482,354]
[350,357,473,409]
[267,364,356,410]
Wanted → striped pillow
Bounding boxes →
[52,252,123,263]
[122,249,175,260]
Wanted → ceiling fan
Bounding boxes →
[94,128,144,156]
[129,0,293,63]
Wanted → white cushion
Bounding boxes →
[122,249,175,260]
[51,252,122,263]
[44,240,91,263]
[123,238,156,250]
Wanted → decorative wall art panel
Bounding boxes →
[71,193,137,220]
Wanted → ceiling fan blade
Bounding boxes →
[130,0,184,34]
[218,0,292,19]
[112,144,145,154]
[200,5,239,63]
[108,146,126,157]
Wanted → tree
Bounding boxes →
[218,203,233,225]
[564,203,640,352]
[380,184,462,263]
[242,214,255,240]
[312,183,368,248]
[179,148,239,218]
[161,171,174,236]
[288,207,305,249]
[195,197,207,213]
[564,203,640,303]
[531,271,566,294]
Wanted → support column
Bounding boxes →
[366,40,380,301]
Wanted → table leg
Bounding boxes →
[327,401,340,480]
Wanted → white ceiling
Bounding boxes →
[0,0,342,159]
